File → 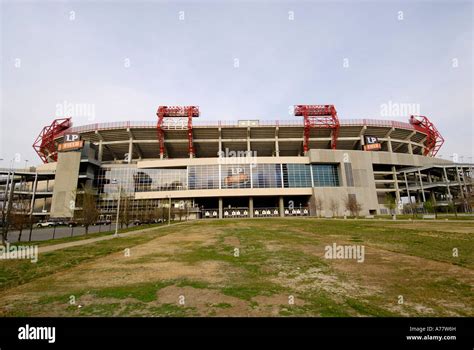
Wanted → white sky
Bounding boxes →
[1,0,472,165]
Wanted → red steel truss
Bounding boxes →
[156,106,199,158]
[294,104,340,153]
[32,118,73,163]
[409,115,444,157]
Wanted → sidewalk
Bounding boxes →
[38,222,190,254]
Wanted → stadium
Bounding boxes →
[1,105,473,222]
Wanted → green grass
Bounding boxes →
[375,214,474,220]
[0,224,173,292]
[1,218,472,317]
[93,281,173,302]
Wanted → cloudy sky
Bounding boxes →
[1,0,472,166]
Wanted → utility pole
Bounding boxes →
[112,179,121,237]
[168,195,171,226]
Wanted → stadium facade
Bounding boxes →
[1,105,473,222]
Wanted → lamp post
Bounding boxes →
[112,179,121,237]
[167,195,171,226]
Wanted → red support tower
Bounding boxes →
[409,115,444,157]
[32,118,73,163]
[294,104,340,153]
[156,106,199,158]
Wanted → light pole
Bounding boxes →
[112,179,121,237]
[168,195,171,226]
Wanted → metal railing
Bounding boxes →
[54,118,416,139]
[201,206,310,218]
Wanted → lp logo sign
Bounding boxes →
[365,136,378,144]
[64,134,80,142]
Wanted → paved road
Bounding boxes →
[5,223,120,243]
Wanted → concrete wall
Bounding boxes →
[44,147,453,217]
[135,187,313,200]
[308,149,379,216]
[50,151,81,218]
[137,156,308,169]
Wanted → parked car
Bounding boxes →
[65,220,78,227]
[36,221,58,228]
[50,218,66,226]
[95,219,111,225]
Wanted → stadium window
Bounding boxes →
[312,164,340,187]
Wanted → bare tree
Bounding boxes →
[344,195,362,218]
[384,193,396,219]
[77,184,99,234]
[447,201,458,218]
[329,198,340,218]
[314,198,323,218]
[10,200,30,241]
[405,202,417,219]
[10,212,30,241]
[423,200,437,219]
[1,210,8,245]
[119,195,132,228]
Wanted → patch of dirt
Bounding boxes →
[252,294,304,307]
[0,226,234,308]
[155,286,255,316]
[272,267,364,300]
[223,236,241,248]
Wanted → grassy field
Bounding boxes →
[0,218,472,317]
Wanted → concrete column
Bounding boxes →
[128,138,133,164]
[275,126,280,157]
[247,127,251,152]
[6,174,15,222]
[387,137,393,153]
[218,127,222,154]
[98,140,103,162]
[2,170,11,217]
[249,197,254,218]
[29,173,38,215]
[392,166,400,214]
[218,197,223,219]
[418,170,426,202]
[443,167,452,200]
[404,172,412,204]
[455,166,465,200]
[430,190,436,205]
[279,196,284,217]
[408,143,413,155]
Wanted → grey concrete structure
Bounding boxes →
[1,118,473,225]
[50,151,81,217]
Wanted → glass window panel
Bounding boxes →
[312,164,340,187]
[252,164,282,188]
[220,164,251,189]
